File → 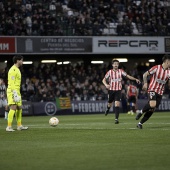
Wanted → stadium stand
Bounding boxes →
[0,0,170,36]
[2,60,167,102]
[0,0,170,102]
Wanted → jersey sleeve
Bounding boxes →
[104,70,110,79]
[148,65,158,75]
[121,69,127,77]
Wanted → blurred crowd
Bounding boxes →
[0,0,170,36]
[1,0,170,103]
[1,61,170,103]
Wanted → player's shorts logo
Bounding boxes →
[149,92,155,99]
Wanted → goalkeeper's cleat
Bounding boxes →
[115,119,119,124]
[105,109,109,116]
[6,126,15,132]
[17,125,28,131]
[136,110,143,120]
[137,123,143,129]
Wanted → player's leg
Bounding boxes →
[105,90,114,116]
[137,93,161,129]
[5,107,8,120]
[6,90,16,132]
[131,97,136,114]
[127,99,131,115]
[16,107,28,130]
[114,90,121,124]
[3,100,9,119]
[136,92,156,120]
[14,93,28,130]
[137,110,154,129]
[15,106,22,127]
[6,105,17,132]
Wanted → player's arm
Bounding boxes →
[126,75,141,84]
[142,71,150,91]
[168,80,170,89]
[9,71,17,90]
[126,86,130,98]
[136,88,139,99]
[9,71,21,102]
[102,77,110,89]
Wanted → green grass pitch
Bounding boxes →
[0,112,170,170]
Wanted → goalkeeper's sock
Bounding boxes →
[15,109,22,126]
[7,109,15,127]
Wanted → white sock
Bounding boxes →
[5,111,8,119]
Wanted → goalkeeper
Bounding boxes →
[6,55,28,132]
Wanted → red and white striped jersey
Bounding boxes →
[104,69,127,90]
[148,65,170,95]
[127,85,138,97]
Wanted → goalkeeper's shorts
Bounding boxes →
[7,88,22,106]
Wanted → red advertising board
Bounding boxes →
[0,37,15,53]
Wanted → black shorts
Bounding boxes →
[108,90,121,103]
[127,96,136,104]
[148,91,162,108]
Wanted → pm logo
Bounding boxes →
[45,102,57,116]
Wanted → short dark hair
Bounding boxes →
[13,55,23,64]
[162,54,170,62]
[112,59,119,64]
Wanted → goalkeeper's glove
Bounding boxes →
[13,90,21,102]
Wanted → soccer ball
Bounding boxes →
[49,117,59,127]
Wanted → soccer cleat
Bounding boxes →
[6,126,15,132]
[17,125,28,131]
[105,109,109,116]
[115,119,119,124]
[137,123,143,129]
[127,111,131,115]
[131,111,134,115]
[136,110,142,120]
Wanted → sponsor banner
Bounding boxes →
[164,38,170,52]
[93,36,164,54]
[158,100,170,111]
[23,99,170,116]
[0,101,33,116]
[71,101,113,113]
[33,102,57,116]
[17,37,92,53]
[22,101,33,116]
[0,37,15,53]
[1,99,166,117]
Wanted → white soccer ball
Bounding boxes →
[49,117,59,127]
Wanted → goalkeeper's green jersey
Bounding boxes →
[8,65,21,90]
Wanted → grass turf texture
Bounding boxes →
[0,112,170,170]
